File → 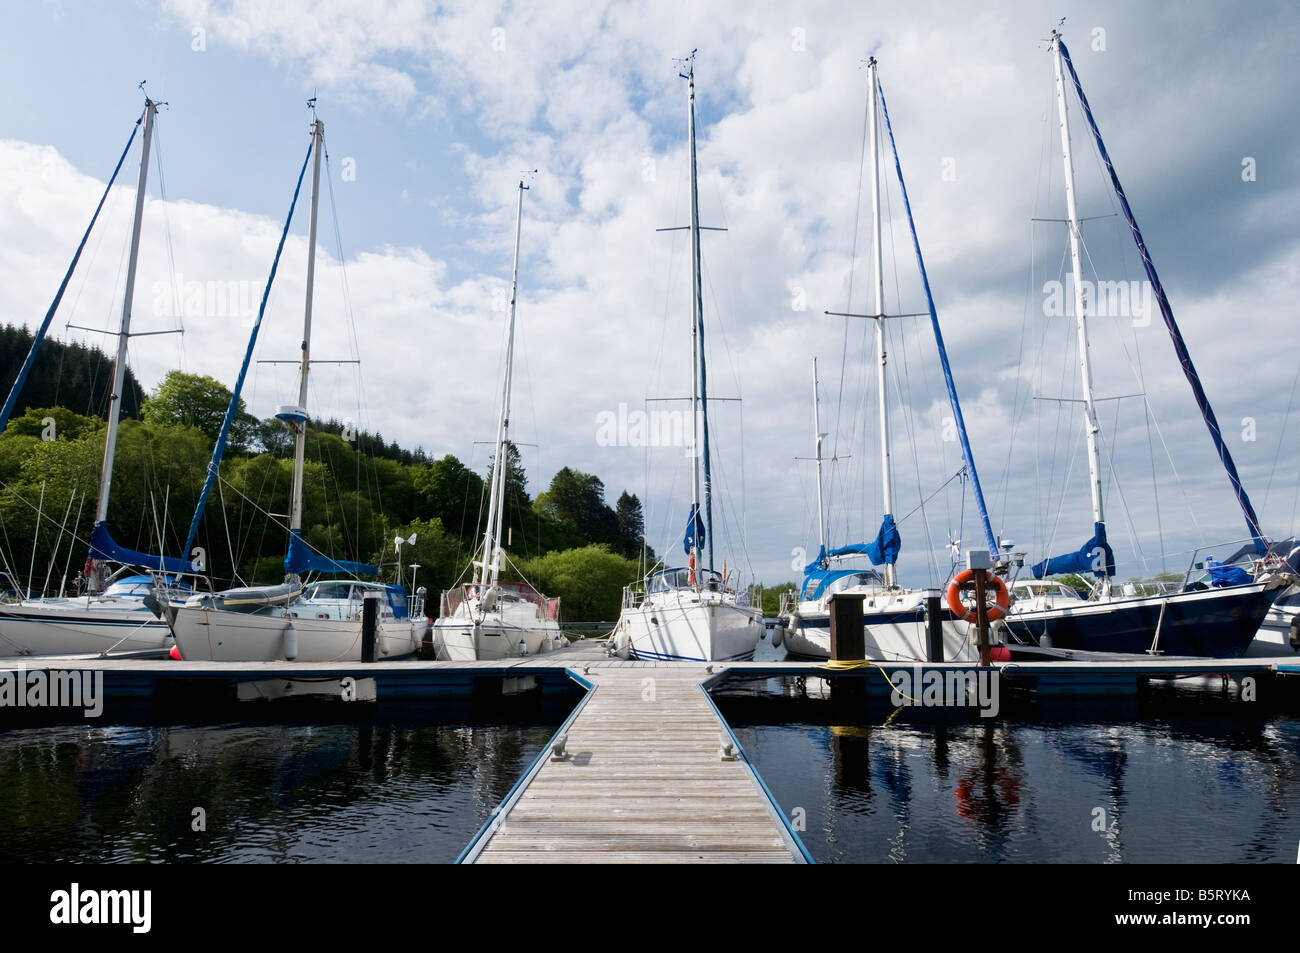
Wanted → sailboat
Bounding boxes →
[999,31,1291,657]
[430,178,562,662]
[168,113,418,662]
[0,96,202,658]
[608,57,763,663]
[779,57,999,663]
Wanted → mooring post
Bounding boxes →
[829,591,865,661]
[968,550,992,667]
[924,588,944,662]
[361,591,380,663]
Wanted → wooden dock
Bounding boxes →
[460,657,807,864]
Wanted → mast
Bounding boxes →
[1053,33,1266,556]
[288,117,324,540]
[1051,31,1108,591]
[867,58,896,588]
[875,78,1001,557]
[685,59,713,579]
[93,98,156,529]
[478,179,527,589]
[812,357,827,555]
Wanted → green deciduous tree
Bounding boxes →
[519,544,638,622]
[142,371,259,449]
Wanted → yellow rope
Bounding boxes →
[817,657,920,704]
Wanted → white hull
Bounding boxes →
[0,599,171,658]
[431,597,561,661]
[616,589,761,662]
[783,590,978,662]
[171,606,418,662]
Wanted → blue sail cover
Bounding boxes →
[803,544,828,575]
[1205,560,1252,587]
[1057,39,1266,557]
[683,503,705,556]
[1031,521,1116,579]
[284,529,378,576]
[89,522,198,575]
[868,513,902,564]
[800,568,877,601]
[829,514,902,566]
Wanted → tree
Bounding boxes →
[142,371,257,449]
[614,491,644,559]
[535,467,619,548]
[1051,573,1095,596]
[0,324,145,422]
[519,544,639,622]
[485,440,530,510]
[756,582,796,616]
[414,454,486,539]
[371,517,464,617]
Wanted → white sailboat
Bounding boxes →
[169,114,418,663]
[431,178,562,662]
[0,96,200,658]
[609,57,762,663]
[779,58,989,663]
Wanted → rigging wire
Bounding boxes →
[832,77,873,463]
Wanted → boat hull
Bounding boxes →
[782,595,978,662]
[430,619,561,661]
[170,606,417,662]
[0,601,171,658]
[618,592,761,662]
[1002,583,1278,657]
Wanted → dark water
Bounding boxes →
[0,713,560,863]
[716,675,1300,863]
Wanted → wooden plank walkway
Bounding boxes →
[465,665,803,864]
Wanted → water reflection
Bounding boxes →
[0,716,559,863]
[719,677,1299,863]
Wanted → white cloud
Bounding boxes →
[5,0,1299,586]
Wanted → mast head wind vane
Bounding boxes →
[674,48,697,81]
[135,81,164,115]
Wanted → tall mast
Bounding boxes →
[94,98,156,527]
[289,117,324,537]
[685,59,712,579]
[867,58,895,588]
[478,179,527,588]
[812,357,827,555]
[1051,31,1107,589]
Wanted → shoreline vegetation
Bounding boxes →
[2,327,803,622]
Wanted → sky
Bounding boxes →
[1,0,1298,587]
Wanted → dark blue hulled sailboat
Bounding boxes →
[1001,32,1290,658]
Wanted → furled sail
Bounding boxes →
[1030,521,1116,579]
[284,529,377,576]
[828,514,901,567]
[878,81,1000,558]
[89,523,198,576]
[1056,37,1266,556]
[683,502,705,557]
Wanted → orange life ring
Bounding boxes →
[945,569,1010,623]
